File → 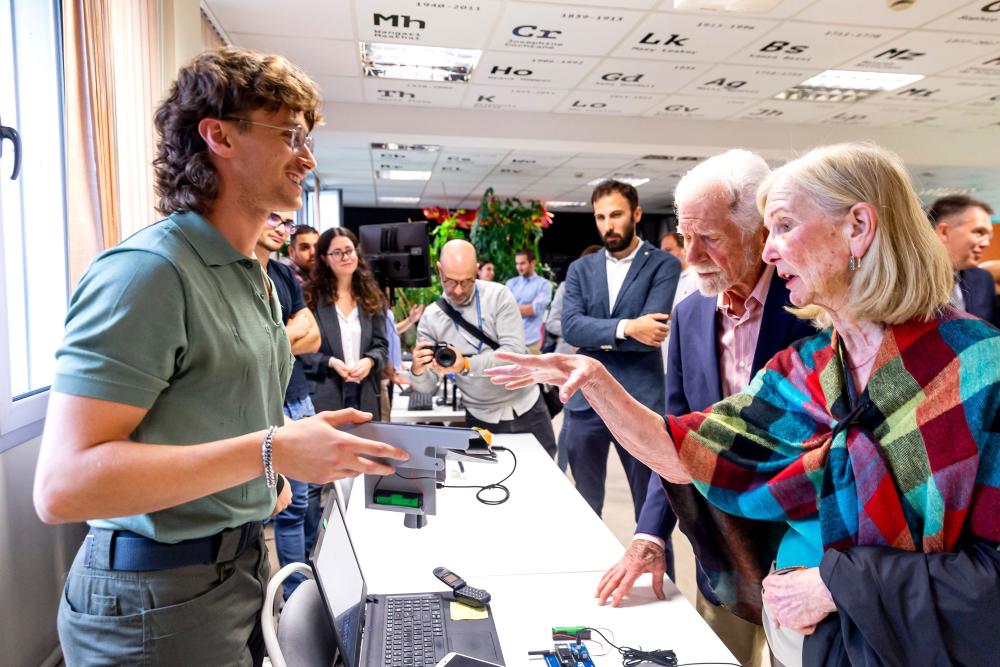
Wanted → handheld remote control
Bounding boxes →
[433,566,492,607]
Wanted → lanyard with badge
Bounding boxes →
[437,287,494,354]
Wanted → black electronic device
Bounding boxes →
[433,566,492,607]
[431,342,457,368]
[406,390,435,411]
[359,221,431,288]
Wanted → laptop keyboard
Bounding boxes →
[382,595,446,667]
[406,391,435,411]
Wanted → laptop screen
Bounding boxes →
[311,494,367,667]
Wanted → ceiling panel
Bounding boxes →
[611,13,779,62]
[793,0,963,29]
[231,34,360,77]
[355,0,504,48]
[553,90,662,114]
[643,93,750,119]
[841,32,1000,76]
[727,22,904,70]
[207,0,1000,211]
[472,53,600,88]
[489,3,645,56]
[461,85,567,111]
[205,0,355,41]
[576,59,707,93]
[677,64,809,98]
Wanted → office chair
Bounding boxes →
[262,562,336,667]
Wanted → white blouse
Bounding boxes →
[337,305,362,369]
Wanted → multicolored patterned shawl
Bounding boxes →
[667,308,1000,562]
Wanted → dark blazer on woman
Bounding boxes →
[302,297,387,419]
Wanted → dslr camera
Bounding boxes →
[431,342,457,368]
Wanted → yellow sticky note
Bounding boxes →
[449,600,489,621]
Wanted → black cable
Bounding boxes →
[439,445,516,505]
[579,627,740,667]
[373,446,517,506]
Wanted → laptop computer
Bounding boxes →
[309,492,506,667]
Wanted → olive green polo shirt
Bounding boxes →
[54,212,292,542]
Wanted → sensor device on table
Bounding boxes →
[341,422,495,528]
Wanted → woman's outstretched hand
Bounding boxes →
[485,352,599,404]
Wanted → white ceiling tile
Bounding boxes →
[643,93,751,118]
[727,22,904,70]
[612,13,779,62]
[489,3,645,56]
[230,34,360,78]
[939,52,1000,81]
[502,151,575,166]
[544,166,614,182]
[569,154,638,166]
[677,64,809,98]
[889,107,997,131]
[959,88,1000,110]
[793,0,963,29]
[362,79,467,106]
[438,148,510,161]
[920,1,1000,34]
[577,59,708,93]
[876,77,1000,106]
[206,0,355,41]
[314,76,365,104]
[730,99,840,123]
[472,53,600,88]
[354,0,504,48]
[371,148,439,167]
[839,32,1000,76]
[522,0,659,9]
[814,104,934,127]
[654,0,817,19]
[554,91,662,114]
[462,85,566,111]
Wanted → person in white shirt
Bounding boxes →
[302,228,389,419]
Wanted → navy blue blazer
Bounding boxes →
[635,271,815,542]
[561,240,680,414]
[959,267,998,326]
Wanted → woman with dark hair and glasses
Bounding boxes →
[303,228,388,419]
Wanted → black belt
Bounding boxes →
[84,521,262,571]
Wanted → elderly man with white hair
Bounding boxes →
[593,149,815,667]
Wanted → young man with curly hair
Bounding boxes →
[33,48,408,665]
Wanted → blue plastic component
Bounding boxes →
[543,642,595,667]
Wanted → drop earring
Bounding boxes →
[849,255,859,272]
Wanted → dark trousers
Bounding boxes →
[565,407,651,520]
[464,394,557,458]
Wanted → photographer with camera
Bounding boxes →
[409,240,557,457]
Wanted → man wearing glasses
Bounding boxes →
[409,239,557,457]
[35,48,407,664]
[255,211,325,601]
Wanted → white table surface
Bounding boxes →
[475,571,738,667]
[345,433,737,667]
[346,434,625,591]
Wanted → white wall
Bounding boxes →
[0,435,87,666]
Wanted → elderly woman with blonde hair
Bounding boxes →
[488,142,1000,666]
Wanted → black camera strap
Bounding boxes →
[436,298,500,350]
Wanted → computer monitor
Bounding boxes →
[358,221,431,288]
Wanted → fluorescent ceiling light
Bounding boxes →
[674,0,785,12]
[587,176,650,187]
[371,142,440,152]
[800,70,924,92]
[546,201,588,208]
[361,42,481,83]
[774,70,925,103]
[379,196,421,204]
[377,170,432,181]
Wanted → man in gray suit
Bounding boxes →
[562,180,680,518]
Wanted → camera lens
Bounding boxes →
[433,345,457,368]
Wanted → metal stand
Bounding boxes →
[404,513,428,529]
